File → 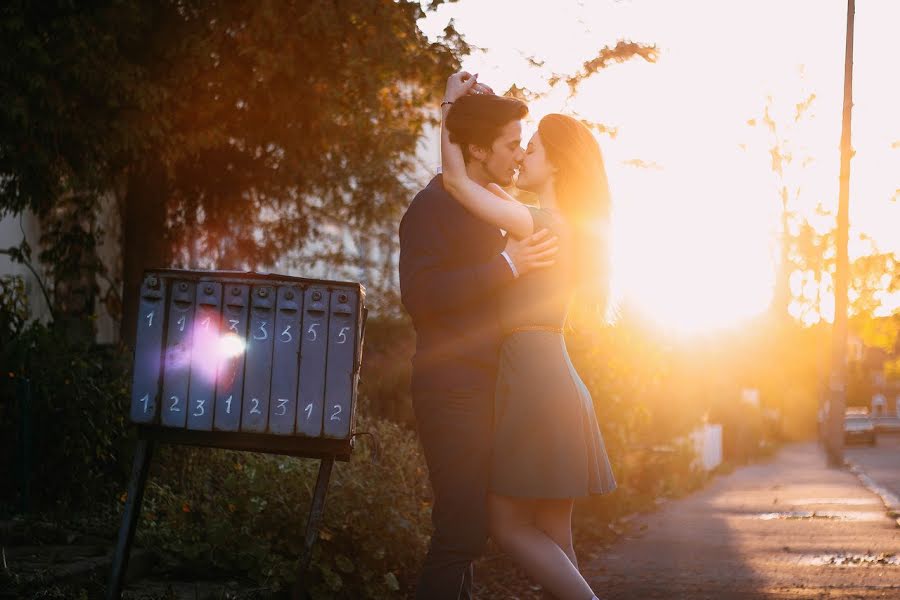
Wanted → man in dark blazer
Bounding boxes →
[399,88,558,599]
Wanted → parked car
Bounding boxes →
[872,416,900,433]
[844,415,877,446]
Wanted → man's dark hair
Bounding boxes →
[445,94,528,162]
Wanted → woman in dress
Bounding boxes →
[440,72,617,600]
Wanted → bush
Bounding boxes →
[134,413,432,598]
[1,277,133,511]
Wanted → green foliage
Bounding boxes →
[0,307,133,509]
[357,316,416,423]
[135,414,431,598]
[0,0,164,216]
[0,1,469,291]
[0,274,29,341]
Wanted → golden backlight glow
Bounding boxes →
[420,0,899,333]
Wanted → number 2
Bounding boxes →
[330,404,342,421]
[249,398,261,414]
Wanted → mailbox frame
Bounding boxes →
[109,268,368,599]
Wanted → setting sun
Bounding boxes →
[419,0,899,332]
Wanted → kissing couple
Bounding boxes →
[399,71,617,600]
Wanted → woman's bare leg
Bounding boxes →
[488,493,595,600]
[535,497,578,567]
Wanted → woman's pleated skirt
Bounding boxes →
[490,330,617,499]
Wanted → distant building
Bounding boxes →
[848,333,900,418]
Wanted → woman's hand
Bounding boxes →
[443,71,478,104]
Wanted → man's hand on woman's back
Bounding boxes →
[504,229,559,277]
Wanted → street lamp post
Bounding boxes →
[826,0,855,466]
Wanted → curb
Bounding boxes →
[845,459,900,529]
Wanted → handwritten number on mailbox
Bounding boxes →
[201,317,211,330]
[229,319,240,332]
[146,311,154,328]
[280,325,292,343]
[193,399,205,417]
[177,315,186,332]
[225,395,232,414]
[169,395,180,412]
[337,326,350,344]
[275,398,289,416]
[330,404,342,421]
[307,323,319,342]
[253,321,268,340]
[250,398,262,414]
[304,403,313,420]
[140,393,149,413]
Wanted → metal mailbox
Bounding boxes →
[268,285,302,435]
[214,283,249,432]
[297,285,329,437]
[160,280,195,428]
[324,289,361,439]
[127,269,367,455]
[130,275,167,424]
[186,282,221,431]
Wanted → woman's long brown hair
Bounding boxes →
[537,113,612,327]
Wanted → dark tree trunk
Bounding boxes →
[120,158,172,349]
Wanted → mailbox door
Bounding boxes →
[214,284,249,432]
[186,282,222,431]
[160,280,196,428]
[130,274,167,424]
[268,285,303,435]
[241,284,276,433]
[296,286,330,437]
[323,288,360,439]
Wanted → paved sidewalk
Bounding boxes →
[586,442,900,599]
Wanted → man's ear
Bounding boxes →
[468,144,489,162]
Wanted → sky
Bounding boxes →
[416,0,899,331]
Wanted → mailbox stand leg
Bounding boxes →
[292,456,335,599]
[107,438,155,600]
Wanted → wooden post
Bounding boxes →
[826,0,855,466]
[106,439,155,600]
